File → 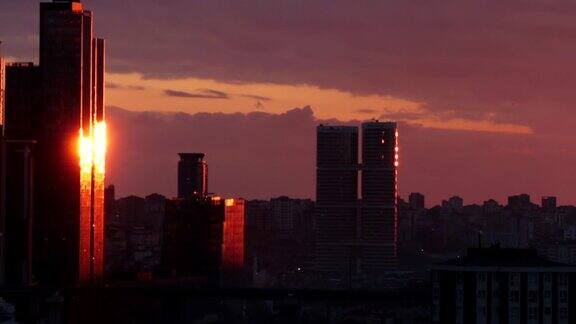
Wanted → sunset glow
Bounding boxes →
[78,120,107,283]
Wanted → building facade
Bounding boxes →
[315,122,399,276]
[315,125,359,273]
[360,121,398,271]
[35,0,106,285]
[432,248,576,324]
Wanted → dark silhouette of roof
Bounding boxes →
[438,247,573,268]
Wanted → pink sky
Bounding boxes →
[2,0,576,205]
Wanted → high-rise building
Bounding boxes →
[361,121,398,271]
[409,192,425,210]
[542,196,557,211]
[222,199,245,273]
[315,125,359,273]
[35,0,106,285]
[2,61,42,287]
[178,153,208,198]
[161,196,225,282]
[315,122,399,276]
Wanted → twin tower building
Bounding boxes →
[316,122,399,276]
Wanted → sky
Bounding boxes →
[2,0,576,206]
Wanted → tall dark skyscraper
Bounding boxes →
[315,125,359,273]
[34,0,106,285]
[360,121,399,270]
[315,122,399,277]
[178,153,208,198]
[1,62,41,287]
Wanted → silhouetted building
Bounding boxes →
[178,153,208,198]
[105,193,166,279]
[104,185,116,216]
[161,195,245,285]
[161,196,224,283]
[543,196,558,211]
[4,63,40,139]
[409,192,425,210]
[2,140,36,287]
[361,121,399,270]
[432,248,576,324]
[315,125,359,273]
[508,194,532,210]
[1,62,40,287]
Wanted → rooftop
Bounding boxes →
[437,247,573,268]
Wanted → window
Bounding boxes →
[478,272,487,282]
[510,290,520,303]
[510,273,521,287]
[559,307,568,319]
[528,273,538,284]
[559,290,568,303]
[528,307,537,319]
[544,273,552,282]
[511,307,520,319]
[478,290,486,299]
[528,290,538,303]
[559,273,569,285]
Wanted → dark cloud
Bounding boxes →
[107,106,576,205]
[164,88,229,99]
[240,94,272,101]
[355,108,378,114]
[5,0,576,133]
[106,82,121,89]
[106,82,146,90]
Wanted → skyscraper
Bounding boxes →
[315,125,359,273]
[361,121,398,271]
[1,62,41,287]
[315,122,399,277]
[178,153,208,198]
[35,0,106,285]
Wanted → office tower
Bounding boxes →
[542,196,557,211]
[361,121,398,271]
[1,63,41,287]
[36,0,106,285]
[409,192,425,210]
[161,196,225,283]
[222,199,245,273]
[315,125,359,273]
[178,153,208,198]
